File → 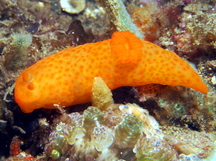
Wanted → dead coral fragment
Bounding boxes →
[60,0,86,14]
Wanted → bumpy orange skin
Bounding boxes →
[14,31,208,113]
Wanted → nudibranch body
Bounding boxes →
[14,31,208,113]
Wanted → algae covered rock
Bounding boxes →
[44,77,208,161]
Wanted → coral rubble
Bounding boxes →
[60,0,86,14]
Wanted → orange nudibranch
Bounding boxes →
[14,31,208,113]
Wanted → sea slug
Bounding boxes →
[14,31,208,113]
